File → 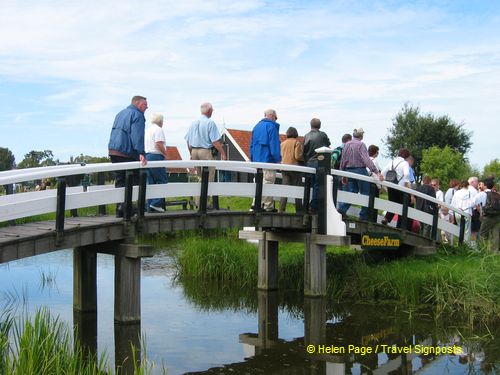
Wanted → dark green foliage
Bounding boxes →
[17,150,56,169]
[483,158,499,184]
[0,147,15,171]
[384,103,472,182]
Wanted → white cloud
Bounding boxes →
[1,1,499,168]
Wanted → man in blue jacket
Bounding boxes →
[108,95,148,217]
[250,109,281,212]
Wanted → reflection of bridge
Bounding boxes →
[186,291,447,375]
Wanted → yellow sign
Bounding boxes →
[361,233,401,249]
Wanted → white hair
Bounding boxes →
[150,113,164,125]
[264,109,277,118]
[200,102,213,115]
[468,176,478,184]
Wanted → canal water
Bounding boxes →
[1,248,499,374]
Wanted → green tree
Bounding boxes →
[384,104,472,183]
[69,154,110,164]
[68,154,113,184]
[482,159,499,182]
[0,147,15,171]
[17,150,57,169]
[420,146,468,190]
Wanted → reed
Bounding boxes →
[170,231,500,319]
[0,308,159,375]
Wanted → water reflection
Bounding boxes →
[1,249,499,374]
[183,290,499,375]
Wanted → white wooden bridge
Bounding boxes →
[0,152,470,323]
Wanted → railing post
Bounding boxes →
[56,177,67,235]
[97,173,106,216]
[331,174,339,207]
[367,183,378,223]
[458,215,466,245]
[316,149,332,235]
[400,192,410,230]
[199,166,209,214]
[213,168,219,210]
[137,169,147,219]
[431,203,439,241]
[254,168,264,213]
[5,184,16,226]
[303,174,312,214]
[124,170,134,220]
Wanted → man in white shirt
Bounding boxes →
[145,113,169,213]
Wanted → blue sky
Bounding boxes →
[1,0,499,170]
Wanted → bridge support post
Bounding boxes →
[114,243,153,323]
[73,310,97,360]
[114,322,141,374]
[258,232,278,290]
[303,297,326,345]
[257,290,279,349]
[304,233,326,296]
[73,246,97,312]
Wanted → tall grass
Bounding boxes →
[175,235,258,287]
[1,308,110,374]
[0,308,160,375]
[170,230,500,319]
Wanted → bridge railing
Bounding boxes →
[0,160,469,244]
[330,168,471,244]
[0,160,315,224]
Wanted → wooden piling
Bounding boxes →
[257,290,279,349]
[114,243,153,323]
[304,233,326,296]
[73,246,97,312]
[258,232,279,290]
[303,297,326,345]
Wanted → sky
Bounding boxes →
[1,0,499,170]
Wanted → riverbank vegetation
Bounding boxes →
[0,309,155,375]
[155,230,500,322]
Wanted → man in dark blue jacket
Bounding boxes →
[108,95,148,217]
[250,109,281,212]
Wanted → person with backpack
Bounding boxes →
[478,178,500,251]
[331,133,352,170]
[331,133,352,193]
[380,148,411,227]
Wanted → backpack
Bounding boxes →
[483,190,500,216]
[385,160,403,184]
[331,146,342,169]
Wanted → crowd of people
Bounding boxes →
[107,96,499,251]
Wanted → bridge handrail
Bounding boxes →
[331,169,470,219]
[0,163,86,178]
[0,159,469,245]
[0,161,316,186]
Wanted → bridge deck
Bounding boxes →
[0,211,435,264]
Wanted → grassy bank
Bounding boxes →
[169,230,500,320]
